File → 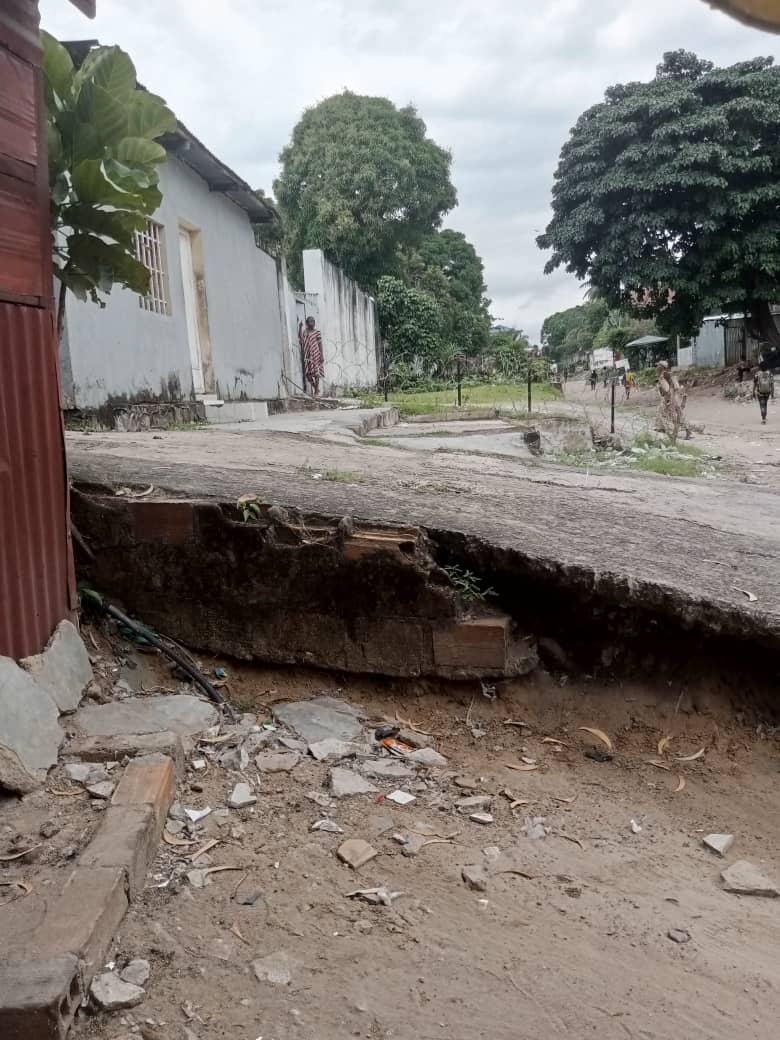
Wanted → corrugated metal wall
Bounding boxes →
[0,303,73,658]
[0,0,74,658]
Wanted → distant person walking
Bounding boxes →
[298,315,325,398]
[754,362,775,424]
[625,370,634,400]
[602,367,608,388]
[590,369,597,391]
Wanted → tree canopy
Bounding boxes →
[376,276,443,368]
[537,50,780,347]
[275,92,457,289]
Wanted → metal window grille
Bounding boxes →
[135,221,170,315]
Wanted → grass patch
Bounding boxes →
[630,453,704,477]
[359,382,561,418]
[322,469,365,483]
[358,437,391,447]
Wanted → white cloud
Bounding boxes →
[41,0,774,340]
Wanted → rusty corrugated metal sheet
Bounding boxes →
[0,301,74,658]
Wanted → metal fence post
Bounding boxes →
[457,356,462,407]
[527,362,532,414]
[611,377,615,434]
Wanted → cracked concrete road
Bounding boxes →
[67,403,780,645]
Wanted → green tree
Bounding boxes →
[275,92,457,288]
[399,229,492,358]
[540,300,608,362]
[376,275,443,369]
[42,33,176,335]
[538,50,780,348]
[486,328,529,380]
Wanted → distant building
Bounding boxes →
[677,314,761,369]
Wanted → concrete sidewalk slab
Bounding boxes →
[0,657,62,791]
[74,694,217,738]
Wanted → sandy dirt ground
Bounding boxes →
[5,642,778,1040]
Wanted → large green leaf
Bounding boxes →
[68,233,151,295]
[126,92,177,140]
[41,31,74,104]
[76,46,136,99]
[104,157,153,191]
[77,82,128,145]
[61,204,146,247]
[115,138,167,165]
[72,159,141,208]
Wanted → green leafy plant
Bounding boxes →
[442,564,496,603]
[237,496,262,523]
[42,32,176,335]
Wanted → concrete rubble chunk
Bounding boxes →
[120,959,150,988]
[721,860,779,897]
[311,819,344,834]
[308,738,358,762]
[273,697,363,745]
[396,832,427,858]
[0,656,62,790]
[359,758,414,779]
[219,745,249,772]
[255,750,301,773]
[0,746,39,795]
[90,971,145,1010]
[330,767,378,798]
[74,694,217,738]
[228,783,256,808]
[337,838,378,869]
[279,736,306,752]
[64,731,185,773]
[703,833,735,857]
[21,619,93,714]
[252,951,300,986]
[86,780,115,800]
[397,729,430,749]
[64,762,94,784]
[0,955,83,1040]
[462,864,489,891]
[456,795,493,812]
[470,812,494,825]
[407,747,447,768]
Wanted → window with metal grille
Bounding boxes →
[134,221,170,315]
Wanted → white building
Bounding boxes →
[60,112,381,427]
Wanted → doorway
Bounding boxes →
[178,227,205,394]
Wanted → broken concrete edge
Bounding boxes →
[0,754,176,1040]
[21,619,93,715]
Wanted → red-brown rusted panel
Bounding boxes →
[0,301,73,658]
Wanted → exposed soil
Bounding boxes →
[5,631,777,1040]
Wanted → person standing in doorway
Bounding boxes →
[754,362,775,424]
[590,368,597,391]
[298,315,325,398]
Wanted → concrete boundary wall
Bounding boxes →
[302,249,381,393]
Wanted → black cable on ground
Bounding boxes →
[81,590,237,720]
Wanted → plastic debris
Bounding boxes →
[184,806,212,823]
[630,819,642,834]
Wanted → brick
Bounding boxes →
[64,731,185,774]
[22,867,128,980]
[343,528,419,562]
[0,955,82,1040]
[131,500,194,544]
[433,616,509,673]
[79,805,159,900]
[111,753,175,830]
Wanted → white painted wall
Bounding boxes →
[302,249,380,393]
[61,157,288,410]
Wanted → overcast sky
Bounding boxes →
[42,0,774,341]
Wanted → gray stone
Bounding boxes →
[330,767,378,798]
[279,736,306,752]
[40,819,61,838]
[337,838,378,868]
[74,694,217,738]
[228,783,256,808]
[396,832,427,857]
[358,758,414,780]
[482,845,501,862]
[407,747,447,768]
[235,886,263,906]
[273,697,362,745]
[462,864,489,891]
[187,869,208,889]
[470,813,494,825]
[667,928,691,944]
[120,960,150,988]
[86,780,115,800]
[90,971,145,1010]
[397,729,430,749]
[20,620,93,714]
[252,951,300,986]
[0,656,62,789]
[64,762,93,784]
[219,745,249,772]
[308,738,358,762]
[703,833,735,857]
[255,750,301,773]
[721,860,779,897]
[311,819,344,834]
[367,813,396,836]
[455,795,493,812]
[454,776,479,790]
[0,745,39,794]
